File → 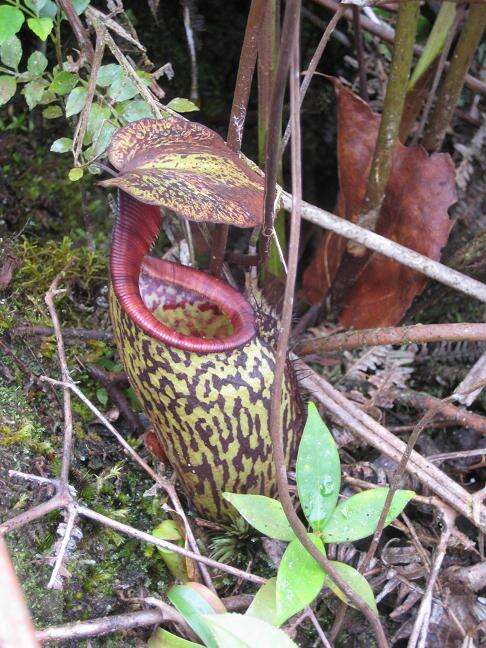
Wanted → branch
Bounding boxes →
[268,25,389,647]
[281,192,486,304]
[295,322,486,354]
[56,0,95,63]
[11,325,113,341]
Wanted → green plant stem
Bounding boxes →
[268,26,389,648]
[259,0,287,281]
[357,1,419,235]
[422,3,486,152]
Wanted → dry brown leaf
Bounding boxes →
[302,79,457,328]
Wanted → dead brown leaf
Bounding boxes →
[302,79,457,328]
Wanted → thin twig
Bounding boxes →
[296,322,486,354]
[331,393,444,640]
[407,506,456,648]
[260,0,302,264]
[46,505,77,589]
[281,4,345,153]
[268,25,389,647]
[11,326,113,341]
[353,6,369,101]
[76,505,265,584]
[73,25,105,164]
[283,193,486,304]
[209,0,266,277]
[56,0,94,63]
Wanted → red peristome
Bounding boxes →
[110,191,256,353]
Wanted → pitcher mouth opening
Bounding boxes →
[110,191,255,353]
[138,257,255,351]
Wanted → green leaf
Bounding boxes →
[201,613,298,648]
[409,2,456,89]
[245,578,278,627]
[0,75,17,106]
[168,584,219,648]
[25,0,47,14]
[68,167,83,181]
[99,117,264,227]
[86,102,110,135]
[96,63,121,87]
[152,519,187,581]
[96,387,108,406]
[86,122,116,159]
[322,488,415,544]
[223,493,295,541]
[276,534,325,625]
[108,70,151,102]
[50,137,73,153]
[0,6,25,45]
[65,86,87,117]
[27,17,54,41]
[148,628,202,647]
[122,99,153,122]
[297,402,340,531]
[27,50,48,76]
[49,71,78,95]
[42,104,62,119]
[166,97,199,113]
[0,36,22,69]
[322,560,378,616]
[22,79,46,110]
[71,0,90,15]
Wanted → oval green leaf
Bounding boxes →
[322,560,378,615]
[42,104,62,119]
[0,35,22,70]
[0,6,25,45]
[0,75,17,106]
[23,79,46,110]
[223,493,295,541]
[152,519,187,581]
[297,402,341,531]
[322,488,415,544]
[96,63,122,87]
[68,167,83,181]
[65,86,87,117]
[276,533,325,625]
[49,71,78,95]
[123,99,153,122]
[166,97,199,113]
[27,50,48,76]
[245,577,278,627]
[27,17,54,41]
[201,613,298,648]
[50,137,73,153]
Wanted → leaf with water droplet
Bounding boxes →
[296,402,341,532]
[276,533,326,625]
[322,488,414,544]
